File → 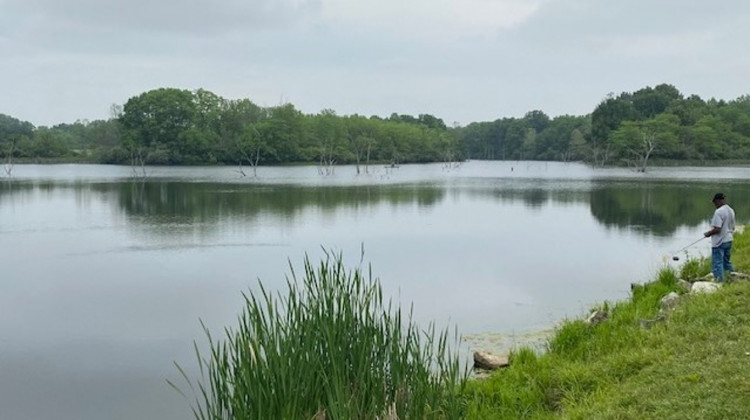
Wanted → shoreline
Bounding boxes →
[463,227,750,417]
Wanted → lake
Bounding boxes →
[1,161,749,419]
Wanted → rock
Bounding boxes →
[691,281,721,294]
[660,292,681,311]
[473,351,509,370]
[639,312,667,329]
[312,410,327,420]
[730,272,750,281]
[585,310,609,325]
[677,279,693,293]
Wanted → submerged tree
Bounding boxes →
[235,125,273,177]
[611,114,679,172]
[0,114,34,177]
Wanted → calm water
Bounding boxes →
[2,161,749,419]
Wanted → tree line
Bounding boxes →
[2,84,750,171]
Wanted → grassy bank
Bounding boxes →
[173,234,750,419]
[464,229,750,419]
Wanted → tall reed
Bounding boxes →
[170,251,467,419]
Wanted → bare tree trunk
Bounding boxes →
[3,141,15,177]
[318,140,337,176]
[593,144,611,167]
[365,143,371,174]
[638,133,656,172]
[252,145,261,177]
[625,133,656,172]
[238,145,261,178]
[327,142,335,175]
[443,150,461,170]
[131,148,147,178]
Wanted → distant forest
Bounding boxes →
[2,84,750,172]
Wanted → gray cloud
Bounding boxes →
[6,0,321,36]
[1,0,749,126]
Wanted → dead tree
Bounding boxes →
[3,140,14,177]
[624,131,657,173]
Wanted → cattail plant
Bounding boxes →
[170,251,467,419]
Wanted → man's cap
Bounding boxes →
[712,193,726,202]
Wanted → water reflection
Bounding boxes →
[104,182,445,221]
[3,178,750,236]
[4,164,750,420]
[590,181,750,235]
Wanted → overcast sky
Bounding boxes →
[1,0,749,127]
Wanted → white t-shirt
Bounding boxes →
[710,204,735,247]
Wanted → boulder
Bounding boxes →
[730,272,750,281]
[473,351,509,370]
[639,312,667,329]
[660,292,681,311]
[677,279,693,293]
[691,281,721,294]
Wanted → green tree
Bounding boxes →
[31,127,72,158]
[454,122,492,159]
[503,119,527,160]
[236,123,275,177]
[667,94,707,126]
[86,119,125,163]
[523,110,550,133]
[119,88,197,165]
[417,114,448,130]
[345,115,378,174]
[689,115,729,160]
[611,113,680,171]
[311,109,349,174]
[263,103,304,163]
[568,128,589,161]
[521,128,537,159]
[0,114,34,174]
[631,84,682,119]
[185,88,226,163]
[216,98,266,164]
[535,115,589,161]
[591,94,637,165]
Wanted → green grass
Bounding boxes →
[463,229,750,419]
[170,251,467,420]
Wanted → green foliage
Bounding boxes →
[4,83,750,166]
[678,257,710,280]
[120,88,198,164]
[455,113,590,161]
[95,145,129,164]
[0,113,35,166]
[590,84,750,166]
[171,252,467,420]
[610,114,681,170]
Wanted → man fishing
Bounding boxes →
[704,192,736,282]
